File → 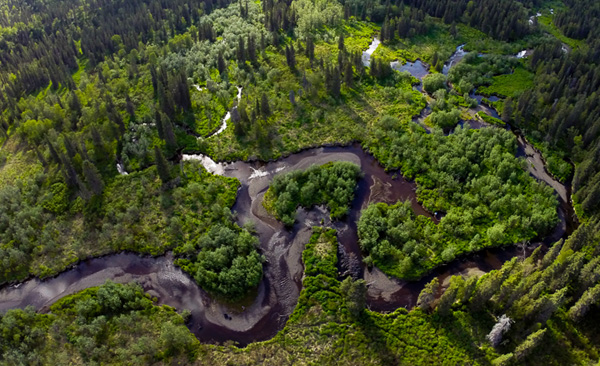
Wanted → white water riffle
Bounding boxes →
[181,154,226,176]
[443,44,466,75]
[529,12,542,25]
[116,163,128,175]
[248,166,286,180]
[362,38,381,67]
[206,86,243,138]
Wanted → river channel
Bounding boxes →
[0,39,577,347]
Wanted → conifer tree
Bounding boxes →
[261,93,271,116]
[344,62,354,88]
[63,136,78,158]
[305,37,315,62]
[232,108,244,136]
[161,112,177,151]
[68,92,82,130]
[217,52,226,74]
[568,283,600,321]
[125,95,136,119]
[340,277,367,317]
[155,110,164,139]
[239,100,249,122]
[90,126,105,163]
[248,36,257,63]
[285,44,296,70]
[60,152,79,189]
[83,160,104,195]
[502,98,514,123]
[34,147,47,167]
[417,278,439,312]
[289,44,296,69]
[237,37,246,63]
[157,80,175,118]
[46,138,61,164]
[154,146,171,184]
[514,328,547,361]
[432,51,439,69]
[176,71,192,111]
[338,33,345,51]
[461,276,479,304]
[437,276,463,315]
[330,67,341,99]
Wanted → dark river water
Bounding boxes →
[0,141,573,346]
[0,40,576,347]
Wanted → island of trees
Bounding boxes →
[0,0,600,364]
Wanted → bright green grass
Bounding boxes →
[477,67,534,98]
[383,20,458,65]
[538,15,584,49]
[343,20,378,54]
[476,111,505,126]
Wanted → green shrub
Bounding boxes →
[423,73,448,94]
[263,162,363,226]
[176,226,264,300]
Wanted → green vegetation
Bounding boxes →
[537,15,584,49]
[422,73,447,94]
[263,162,362,226]
[447,52,521,95]
[198,8,425,161]
[427,108,461,129]
[477,111,506,127]
[175,226,264,299]
[0,160,240,284]
[364,123,558,279]
[477,67,534,98]
[1,0,600,364]
[0,281,198,364]
[3,220,600,365]
[526,137,573,184]
[482,97,504,113]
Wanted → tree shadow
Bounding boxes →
[423,311,493,364]
[351,311,399,364]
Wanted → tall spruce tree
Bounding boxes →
[344,62,354,88]
[82,160,104,196]
[261,93,271,116]
[154,146,171,184]
[161,112,177,151]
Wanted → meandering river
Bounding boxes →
[0,38,577,347]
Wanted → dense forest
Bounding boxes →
[263,162,362,226]
[1,0,600,364]
[362,125,558,279]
